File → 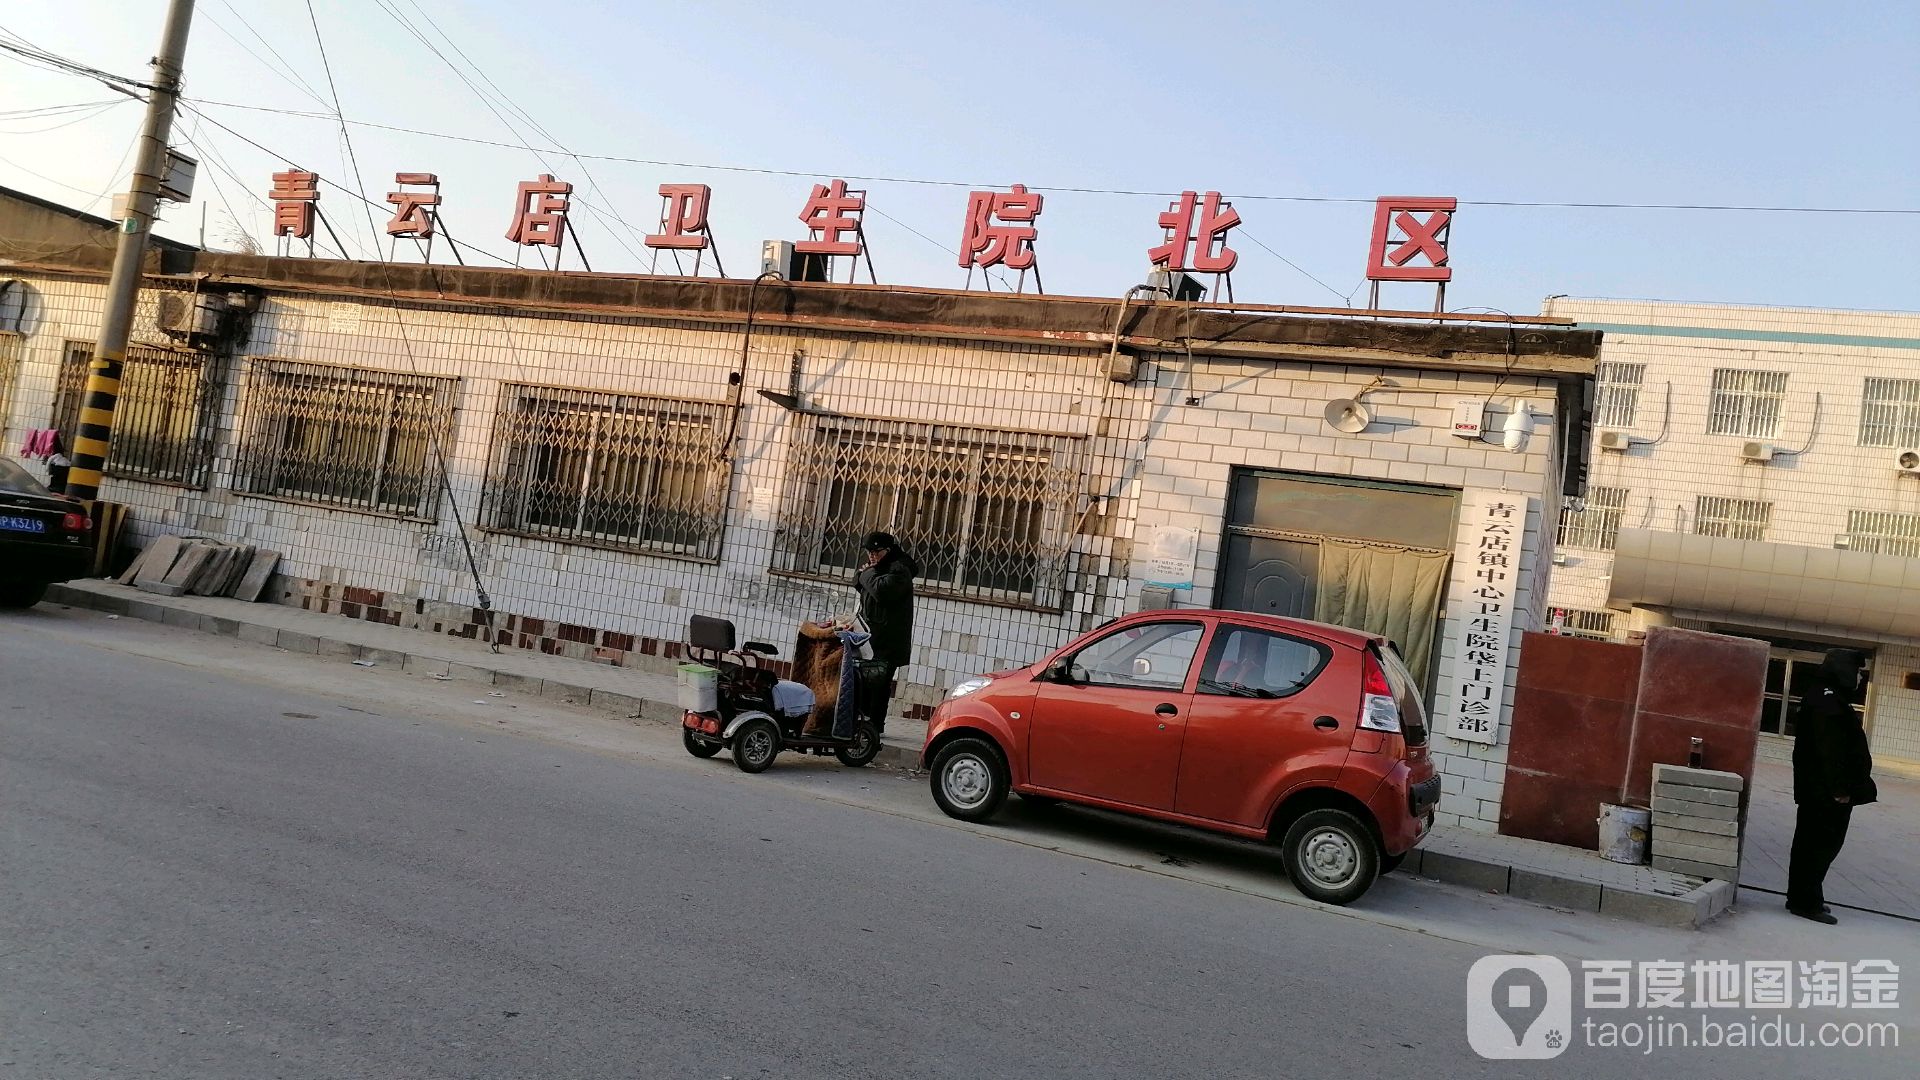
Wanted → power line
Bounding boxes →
[199,2,332,111]
[182,97,1920,217]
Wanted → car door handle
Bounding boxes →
[1155,703,1179,717]
[1314,716,1340,730]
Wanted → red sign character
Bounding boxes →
[796,179,864,256]
[385,172,440,238]
[505,174,573,247]
[646,183,712,250]
[269,169,320,239]
[1366,196,1456,282]
[958,184,1043,270]
[1148,190,1240,273]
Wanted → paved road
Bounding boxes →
[2,612,1912,1079]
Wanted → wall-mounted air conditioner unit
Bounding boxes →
[1740,441,1775,463]
[1596,430,1634,452]
[1898,450,1920,476]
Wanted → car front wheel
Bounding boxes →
[929,737,1009,823]
[1281,808,1380,906]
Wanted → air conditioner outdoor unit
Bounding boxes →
[1740,441,1775,463]
[154,291,222,337]
[1596,430,1634,452]
[1898,449,1920,475]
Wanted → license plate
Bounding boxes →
[0,515,45,534]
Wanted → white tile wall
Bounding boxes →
[1543,298,1920,764]
[5,271,1572,823]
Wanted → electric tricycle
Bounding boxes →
[679,614,882,773]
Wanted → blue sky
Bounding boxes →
[3,0,1915,315]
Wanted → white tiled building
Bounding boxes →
[2,192,1600,831]
[1545,298,1920,766]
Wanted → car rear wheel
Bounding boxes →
[731,717,781,774]
[1281,808,1380,906]
[929,738,1008,823]
[0,581,48,609]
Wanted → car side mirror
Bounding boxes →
[1131,657,1153,678]
[1044,658,1076,685]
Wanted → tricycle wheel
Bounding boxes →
[731,717,781,774]
[683,727,722,759]
[834,722,881,768]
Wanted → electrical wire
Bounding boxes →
[199,3,333,111]
[179,98,1920,217]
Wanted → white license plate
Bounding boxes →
[0,514,45,533]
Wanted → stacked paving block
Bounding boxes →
[1649,763,1744,881]
[118,536,281,601]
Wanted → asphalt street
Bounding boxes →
[2,608,1913,1079]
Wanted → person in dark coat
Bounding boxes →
[854,531,917,731]
[1786,648,1877,924]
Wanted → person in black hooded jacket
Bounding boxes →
[1786,648,1877,924]
[854,531,917,730]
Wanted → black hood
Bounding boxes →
[876,549,919,578]
[1817,648,1867,694]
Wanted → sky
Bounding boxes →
[2,0,1916,316]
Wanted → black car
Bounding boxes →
[0,457,92,608]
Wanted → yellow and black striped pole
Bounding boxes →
[66,0,195,502]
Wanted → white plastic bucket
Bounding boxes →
[677,663,719,713]
[1598,803,1651,865]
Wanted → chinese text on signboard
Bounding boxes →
[1448,489,1522,745]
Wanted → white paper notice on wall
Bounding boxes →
[746,486,775,519]
[326,301,362,334]
[1144,525,1199,590]
[1445,489,1523,746]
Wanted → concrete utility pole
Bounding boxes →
[66,0,195,502]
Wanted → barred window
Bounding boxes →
[1845,509,1920,557]
[54,340,218,486]
[774,416,1082,608]
[1552,608,1616,642]
[232,359,457,520]
[483,384,726,559]
[1592,361,1645,429]
[1558,485,1628,550]
[1695,495,1772,541]
[1706,368,1787,438]
[1859,378,1920,448]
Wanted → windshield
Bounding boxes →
[0,457,53,497]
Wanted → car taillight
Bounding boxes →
[62,511,91,533]
[1359,651,1402,734]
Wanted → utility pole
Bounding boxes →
[66,0,195,502]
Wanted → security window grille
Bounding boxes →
[1695,495,1772,541]
[1593,361,1645,429]
[774,415,1082,608]
[483,384,727,559]
[1859,378,1920,448]
[54,340,217,486]
[1845,510,1920,557]
[1554,608,1616,641]
[1707,368,1788,439]
[233,359,457,520]
[1558,485,1628,550]
[0,335,18,423]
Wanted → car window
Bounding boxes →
[1198,627,1329,699]
[1066,622,1204,691]
[0,458,52,496]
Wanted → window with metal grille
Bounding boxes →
[1552,607,1616,641]
[1706,368,1788,438]
[482,384,727,559]
[53,340,218,486]
[1859,377,1920,448]
[774,415,1083,608]
[1592,361,1645,429]
[1695,495,1772,541]
[1558,485,1628,550]
[1844,509,1920,557]
[231,358,457,520]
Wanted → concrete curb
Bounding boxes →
[45,583,927,772]
[1397,845,1738,929]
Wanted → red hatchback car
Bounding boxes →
[921,610,1439,905]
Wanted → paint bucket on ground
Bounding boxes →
[1598,803,1651,864]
